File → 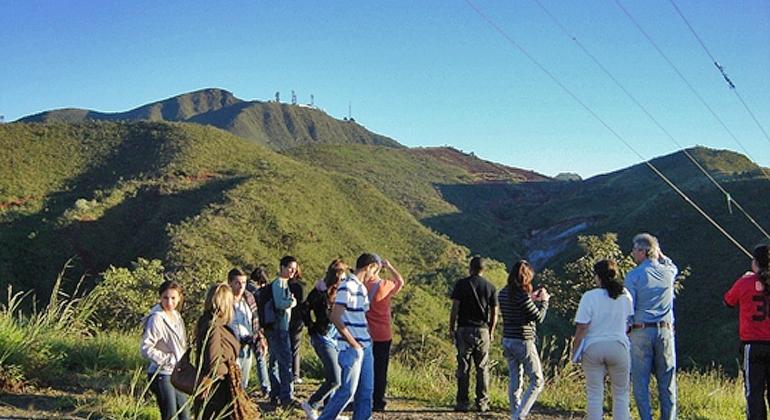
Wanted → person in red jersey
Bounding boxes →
[724,244,770,420]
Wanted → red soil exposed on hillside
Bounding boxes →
[411,147,550,183]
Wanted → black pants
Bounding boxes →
[742,342,770,420]
[372,340,392,410]
[290,328,303,380]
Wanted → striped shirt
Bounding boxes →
[499,285,548,341]
[335,273,371,350]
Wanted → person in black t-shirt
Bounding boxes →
[449,256,498,412]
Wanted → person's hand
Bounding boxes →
[381,258,393,271]
[352,341,363,350]
[539,287,551,302]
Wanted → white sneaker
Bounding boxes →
[301,401,318,420]
[336,416,350,420]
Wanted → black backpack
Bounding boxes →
[257,283,276,330]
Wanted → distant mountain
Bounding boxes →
[554,172,582,181]
[18,88,403,150]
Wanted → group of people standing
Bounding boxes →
[139,253,403,420]
[449,233,678,420]
[138,231,770,420]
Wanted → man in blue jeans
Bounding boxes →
[625,233,678,420]
[267,256,299,407]
[317,253,380,420]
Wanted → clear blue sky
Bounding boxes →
[2,0,769,178]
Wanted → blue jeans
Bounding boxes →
[630,327,676,420]
[255,346,271,393]
[266,329,294,402]
[502,337,544,419]
[308,333,341,409]
[148,372,190,420]
[237,346,253,390]
[318,345,374,420]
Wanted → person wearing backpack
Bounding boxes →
[265,256,299,407]
[141,280,190,420]
[301,259,347,419]
[449,256,498,413]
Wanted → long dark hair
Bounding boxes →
[593,259,623,299]
[754,245,770,295]
[324,259,349,305]
[508,260,534,295]
[250,266,269,287]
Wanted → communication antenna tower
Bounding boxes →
[348,101,352,120]
[310,94,315,107]
[291,90,297,105]
[275,91,280,103]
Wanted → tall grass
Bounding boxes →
[386,335,745,419]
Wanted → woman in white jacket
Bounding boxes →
[141,280,190,420]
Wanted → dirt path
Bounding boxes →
[0,382,579,419]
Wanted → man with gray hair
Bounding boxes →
[625,233,678,420]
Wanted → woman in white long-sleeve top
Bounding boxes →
[141,280,190,420]
[572,260,634,420]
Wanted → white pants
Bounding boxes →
[582,340,631,420]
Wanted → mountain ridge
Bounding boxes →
[17,88,403,150]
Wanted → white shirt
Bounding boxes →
[230,298,254,340]
[575,288,634,351]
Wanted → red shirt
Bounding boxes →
[365,277,403,342]
[724,272,770,342]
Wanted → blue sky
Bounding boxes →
[2,0,769,178]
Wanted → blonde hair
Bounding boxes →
[204,283,234,324]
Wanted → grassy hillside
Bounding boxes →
[18,88,403,150]
[0,121,459,304]
[290,143,770,367]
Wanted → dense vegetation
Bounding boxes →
[0,121,459,307]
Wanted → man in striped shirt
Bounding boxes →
[316,253,380,420]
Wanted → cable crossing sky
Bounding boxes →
[464,0,754,258]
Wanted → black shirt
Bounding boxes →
[289,280,305,332]
[451,275,498,328]
[304,287,333,336]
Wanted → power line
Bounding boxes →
[611,0,770,183]
[463,0,752,258]
[531,0,770,241]
[667,0,770,148]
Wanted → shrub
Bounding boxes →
[92,259,165,331]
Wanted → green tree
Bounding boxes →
[539,233,635,319]
[91,258,165,330]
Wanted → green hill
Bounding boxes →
[290,143,770,367]
[18,88,403,150]
[0,121,458,303]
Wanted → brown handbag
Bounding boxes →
[170,349,197,395]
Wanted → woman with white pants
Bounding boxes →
[572,259,634,420]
